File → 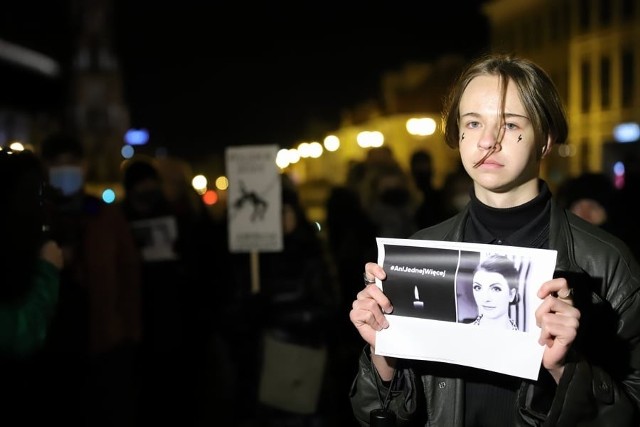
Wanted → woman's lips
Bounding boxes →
[477,158,502,167]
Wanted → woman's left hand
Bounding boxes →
[536,277,581,383]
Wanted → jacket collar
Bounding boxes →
[549,199,576,273]
[438,197,576,273]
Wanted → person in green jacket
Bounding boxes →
[0,240,62,356]
[0,147,63,357]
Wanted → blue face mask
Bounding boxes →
[49,166,84,196]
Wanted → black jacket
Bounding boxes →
[350,199,640,426]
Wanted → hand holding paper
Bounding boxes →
[373,237,558,380]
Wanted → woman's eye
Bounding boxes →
[505,123,518,130]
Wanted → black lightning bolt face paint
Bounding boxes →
[461,133,465,141]
[517,134,522,142]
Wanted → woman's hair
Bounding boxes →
[442,53,568,159]
[474,253,520,293]
[0,148,48,301]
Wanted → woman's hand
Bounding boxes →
[536,277,580,383]
[39,240,63,270]
[350,262,397,380]
[349,262,392,349]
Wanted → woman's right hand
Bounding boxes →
[39,240,63,270]
[349,262,393,348]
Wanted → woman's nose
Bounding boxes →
[479,289,491,301]
[477,128,498,150]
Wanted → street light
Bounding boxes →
[406,117,436,136]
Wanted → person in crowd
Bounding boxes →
[123,156,238,425]
[35,132,142,427]
[324,160,379,424]
[410,149,444,229]
[152,156,238,425]
[325,160,378,310]
[121,156,218,426]
[259,176,338,316]
[0,148,63,356]
[469,253,520,330]
[555,171,640,263]
[350,53,640,426]
[556,172,619,231]
[0,147,64,420]
[366,162,419,239]
[439,162,474,220]
[226,174,339,425]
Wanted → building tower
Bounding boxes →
[68,0,129,183]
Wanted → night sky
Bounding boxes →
[2,1,490,161]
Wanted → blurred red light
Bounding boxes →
[203,189,218,205]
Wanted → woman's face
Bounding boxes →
[472,269,515,320]
[458,75,543,206]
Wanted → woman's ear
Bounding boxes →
[510,288,519,304]
[540,136,553,159]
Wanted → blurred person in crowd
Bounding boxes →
[0,148,63,356]
[351,54,640,425]
[259,178,339,426]
[366,162,419,239]
[558,171,639,261]
[155,156,211,220]
[324,160,378,423]
[326,160,377,310]
[154,155,233,289]
[439,162,474,221]
[227,175,339,425]
[153,156,237,424]
[557,172,619,230]
[36,132,142,427]
[259,177,337,318]
[410,149,444,229]
[0,148,64,419]
[358,146,402,210]
[365,146,398,169]
[121,157,231,426]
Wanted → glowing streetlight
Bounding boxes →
[215,176,229,190]
[192,174,208,195]
[324,135,340,151]
[406,117,437,136]
[357,131,384,148]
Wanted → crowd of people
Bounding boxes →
[2,53,640,427]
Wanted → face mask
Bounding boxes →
[49,166,84,196]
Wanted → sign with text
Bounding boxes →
[374,237,558,380]
[226,145,282,253]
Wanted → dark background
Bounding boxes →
[1,1,490,160]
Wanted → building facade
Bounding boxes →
[484,0,640,185]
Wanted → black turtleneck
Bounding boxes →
[462,179,552,427]
[465,180,552,248]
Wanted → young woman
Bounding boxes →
[349,54,640,426]
[470,253,520,330]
